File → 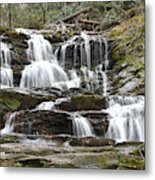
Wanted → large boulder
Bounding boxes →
[13,110,73,136]
[0,89,56,111]
[70,136,115,147]
[56,95,108,111]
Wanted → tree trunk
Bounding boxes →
[8,5,12,30]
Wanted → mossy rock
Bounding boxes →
[0,135,20,144]
[0,89,48,110]
[52,163,78,169]
[18,158,51,168]
[0,96,20,110]
[118,155,145,170]
[3,30,29,41]
[71,95,107,110]
[106,12,144,95]
[0,26,9,34]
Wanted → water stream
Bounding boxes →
[1,30,145,142]
[0,42,13,87]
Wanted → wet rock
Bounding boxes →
[0,104,10,129]
[62,88,87,97]
[119,78,140,94]
[70,136,115,147]
[0,138,145,169]
[56,95,108,111]
[0,89,56,111]
[0,134,20,144]
[13,110,73,136]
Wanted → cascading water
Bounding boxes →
[80,66,97,92]
[72,113,95,137]
[0,112,17,134]
[35,101,55,111]
[81,32,91,69]
[0,42,13,87]
[20,33,72,89]
[56,31,110,94]
[106,96,144,142]
[34,100,95,137]
[20,60,69,89]
[2,28,144,143]
[60,35,79,68]
[27,34,54,62]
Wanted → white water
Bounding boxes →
[81,66,97,92]
[81,32,91,69]
[60,35,78,68]
[27,34,54,62]
[35,101,55,110]
[106,96,144,142]
[0,42,13,87]
[20,33,82,89]
[0,112,17,134]
[72,113,95,137]
[96,38,109,97]
[20,60,69,89]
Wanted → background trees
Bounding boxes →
[0,1,144,31]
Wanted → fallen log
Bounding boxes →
[79,19,100,25]
[56,7,90,23]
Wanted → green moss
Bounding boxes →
[0,26,9,33]
[0,97,20,110]
[132,63,144,78]
[118,155,145,170]
[107,13,144,79]
[71,95,104,110]
[52,163,78,169]
[3,31,19,38]
[0,135,20,144]
[19,158,51,168]
[108,26,124,38]
[95,153,119,169]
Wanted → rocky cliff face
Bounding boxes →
[106,7,144,96]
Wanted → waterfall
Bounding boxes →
[20,60,69,89]
[35,101,55,110]
[34,100,95,137]
[96,38,109,97]
[20,33,73,89]
[0,112,17,134]
[81,32,91,69]
[56,32,109,95]
[95,64,109,97]
[72,113,95,137]
[0,42,13,87]
[27,34,54,62]
[3,29,143,143]
[60,35,78,68]
[81,66,97,92]
[106,96,144,142]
